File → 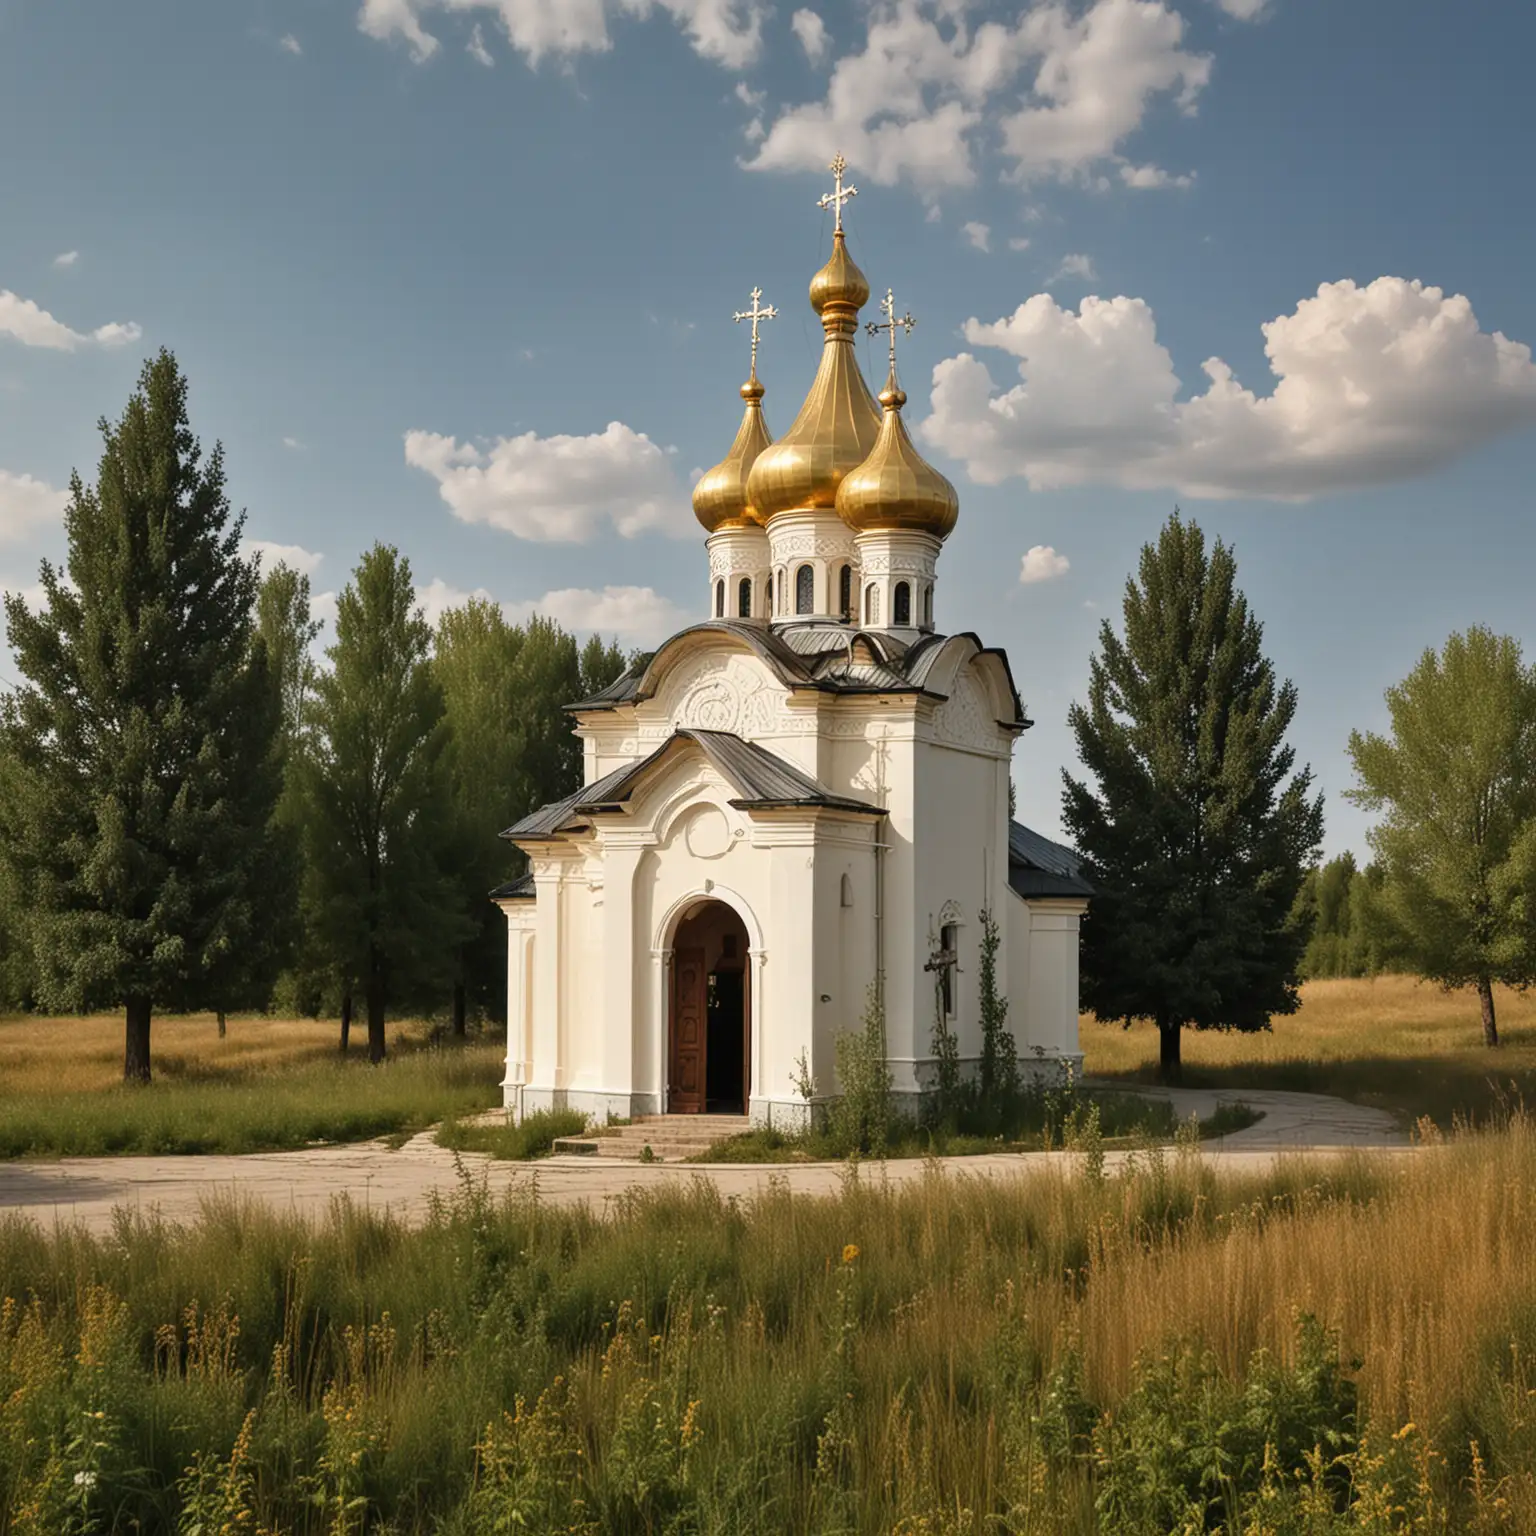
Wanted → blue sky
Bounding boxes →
[2,0,1534,856]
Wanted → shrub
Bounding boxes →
[826,981,895,1157]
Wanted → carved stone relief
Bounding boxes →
[935,664,1007,754]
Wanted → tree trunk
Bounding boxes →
[216,1010,227,1039]
[339,990,352,1055]
[452,979,467,1039]
[366,978,387,1064]
[1157,1015,1182,1084]
[124,995,153,1083]
[1478,977,1499,1047]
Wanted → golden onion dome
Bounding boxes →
[692,376,773,532]
[836,368,959,540]
[745,231,881,521]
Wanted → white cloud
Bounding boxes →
[467,22,494,63]
[282,435,305,451]
[416,578,687,643]
[791,7,829,63]
[1007,236,1032,251]
[920,277,1536,500]
[747,0,1208,192]
[357,0,764,70]
[52,251,79,269]
[1019,544,1070,583]
[504,584,689,643]
[1213,0,1270,18]
[404,420,690,542]
[279,32,303,54]
[0,471,68,544]
[1050,252,1096,282]
[0,290,141,352]
[244,540,325,577]
[1119,161,1192,188]
[962,220,991,252]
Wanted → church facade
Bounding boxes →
[495,164,1090,1127]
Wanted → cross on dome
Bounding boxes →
[733,286,777,379]
[817,153,858,233]
[866,288,915,377]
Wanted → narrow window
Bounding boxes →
[923,584,933,628]
[738,576,752,618]
[865,583,880,626]
[838,563,852,622]
[766,573,774,614]
[714,579,725,618]
[894,581,911,626]
[840,873,854,908]
[941,922,958,1017]
[796,563,814,614]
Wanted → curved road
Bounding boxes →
[0,1085,1405,1237]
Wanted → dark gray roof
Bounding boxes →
[502,730,883,843]
[564,621,1029,728]
[1008,820,1094,900]
[489,871,535,900]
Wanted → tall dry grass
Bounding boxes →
[1084,973,1536,1125]
[3,1123,1536,1531]
[0,1014,504,1158]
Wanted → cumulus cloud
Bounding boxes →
[53,251,79,269]
[0,290,142,351]
[1050,253,1097,283]
[1007,235,1032,251]
[417,578,688,643]
[1019,544,1070,583]
[747,0,1208,192]
[920,277,1536,500]
[467,22,494,62]
[963,220,991,252]
[791,7,829,63]
[244,539,324,577]
[1213,0,1270,18]
[279,32,303,54]
[404,420,690,542]
[358,0,764,69]
[0,471,68,544]
[504,584,689,642]
[1119,162,1192,188]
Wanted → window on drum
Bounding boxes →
[894,581,911,626]
[839,563,852,622]
[796,563,814,615]
[714,579,725,618]
[738,576,752,618]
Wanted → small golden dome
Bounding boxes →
[808,228,871,316]
[745,233,881,521]
[836,367,959,539]
[693,376,773,533]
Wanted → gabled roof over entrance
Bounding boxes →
[502,729,885,844]
[1007,819,1094,900]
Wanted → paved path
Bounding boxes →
[0,1086,1406,1237]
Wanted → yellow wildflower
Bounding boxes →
[842,1244,860,1265]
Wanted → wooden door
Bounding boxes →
[670,946,706,1114]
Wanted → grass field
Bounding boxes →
[1083,973,1536,1128]
[0,1013,504,1158]
[2,1120,1535,1532]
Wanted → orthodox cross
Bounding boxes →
[733,286,777,378]
[866,287,916,374]
[817,152,858,232]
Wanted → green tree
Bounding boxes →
[1063,513,1324,1082]
[299,544,468,1062]
[256,561,321,747]
[0,350,288,1080]
[1346,627,1536,1046]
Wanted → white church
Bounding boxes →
[494,162,1091,1127]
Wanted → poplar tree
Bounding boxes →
[299,545,466,1062]
[0,351,287,1080]
[1063,513,1323,1081]
[1347,627,1536,1045]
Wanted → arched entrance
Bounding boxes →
[669,899,751,1115]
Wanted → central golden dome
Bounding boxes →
[744,230,881,522]
[692,376,772,532]
[836,369,959,540]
